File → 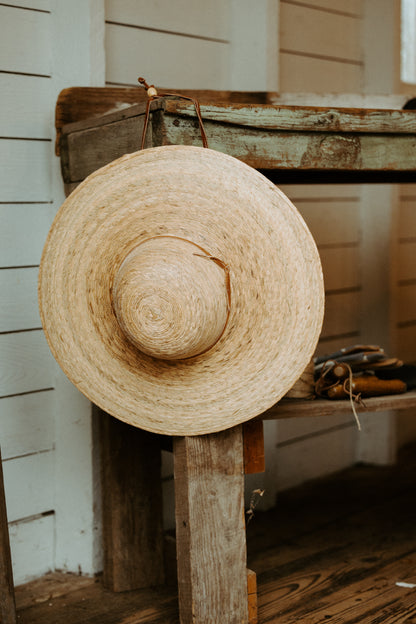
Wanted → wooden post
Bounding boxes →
[173,426,249,624]
[0,446,17,624]
[99,410,165,592]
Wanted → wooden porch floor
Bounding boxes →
[15,441,416,623]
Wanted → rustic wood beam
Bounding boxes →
[99,411,164,592]
[0,446,17,624]
[173,426,249,623]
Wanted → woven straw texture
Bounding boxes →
[39,145,324,436]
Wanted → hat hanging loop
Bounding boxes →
[138,77,209,150]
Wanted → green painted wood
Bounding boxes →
[165,100,416,134]
[159,114,416,172]
[60,96,416,184]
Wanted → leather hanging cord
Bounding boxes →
[138,77,209,150]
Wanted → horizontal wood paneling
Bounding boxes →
[9,514,54,586]
[315,334,361,357]
[279,191,361,247]
[280,184,362,200]
[303,202,360,246]
[397,241,416,282]
[277,412,356,445]
[0,331,56,397]
[0,391,55,460]
[0,204,53,267]
[397,325,416,363]
[3,1,51,10]
[0,5,51,76]
[0,268,40,332]
[3,451,54,522]
[279,52,362,93]
[396,187,416,364]
[280,2,361,62]
[300,0,361,14]
[275,422,357,491]
[397,193,416,239]
[105,22,229,88]
[0,73,52,138]
[0,140,52,202]
[321,290,361,338]
[396,183,416,367]
[319,246,360,291]
[105,0,229,40]
[397,284,416,324]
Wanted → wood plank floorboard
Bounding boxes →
[15,442,416,623]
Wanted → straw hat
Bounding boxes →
[39,145,324,436]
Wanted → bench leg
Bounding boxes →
[99,411,165,592]
[0,446,17,624]
[173,425,249,624]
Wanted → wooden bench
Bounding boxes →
[55,87,416,623]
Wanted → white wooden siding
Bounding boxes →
[8,515,55,583]
[275,0,365,486]
[0,74,53,138]
[0,5,51,75]
[0,0,105,585]
[0,268,41,332]
[280,2,362,62]
[0,204,53,267]
[0,392,55,460]
[0,1,56,585]
[279,0,363,94]
[0,140,52,202]
[395,184,416,446]
[105,0,230,40]
[1,0,410,586]
[102,0,370,513]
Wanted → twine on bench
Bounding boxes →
[138,77,209,150]
[315,360,363,431]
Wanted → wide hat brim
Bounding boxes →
[39,145,324,436]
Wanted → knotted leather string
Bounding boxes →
[138,77,209,150]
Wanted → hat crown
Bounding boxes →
[112,236,230,360]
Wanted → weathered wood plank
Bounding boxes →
[61,108,155,182]
[62,112,416,183]
[59,96,416,183]
[55,88,268,154]
[159,113,416,173]
[243,421,265,474]
[247,569,258,624]
[164,100,416,134]
[0,446,17,624]
[173,427,248,623]
[99,410,164,592]
[261,390,416,420]
[12,442,416,623]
